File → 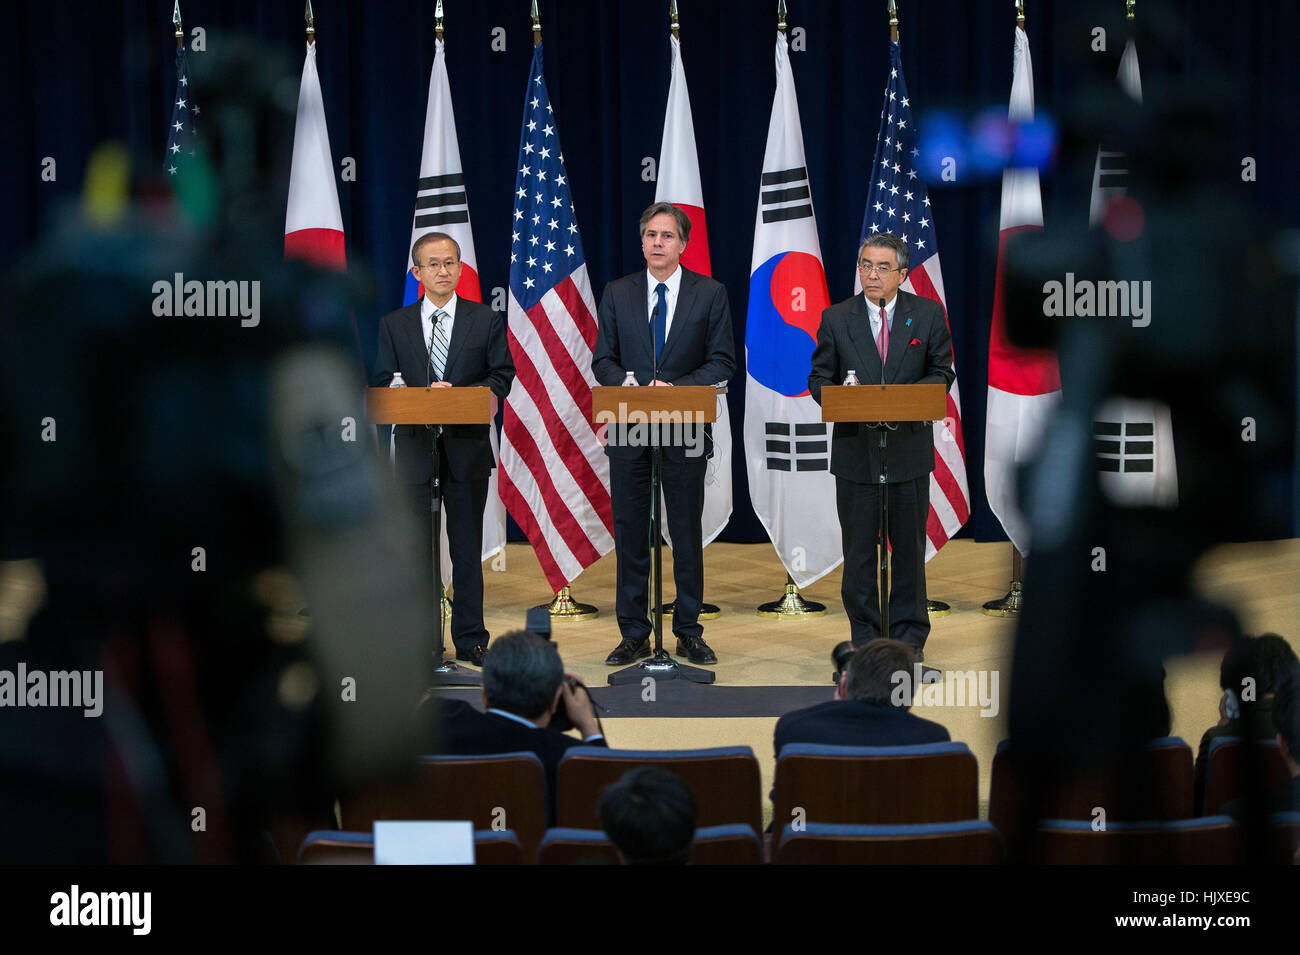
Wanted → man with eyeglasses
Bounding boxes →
[373,232,516,667]
[808,233,954,658]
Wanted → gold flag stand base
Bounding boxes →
[981,581,1023,617]
[757,581,827,618]
[536,585,599,621]
[926,599,952,617]
[652,601,721,620]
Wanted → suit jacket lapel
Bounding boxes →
[658,268,695,367]
[632,272,653,368]
[884,291,912,383]
[442,301,470,381]
[847,294,883,384]
[405,303,431,386]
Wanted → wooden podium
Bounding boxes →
[367,385,492,685]
[591,385,717,686]
[819,383,947,644]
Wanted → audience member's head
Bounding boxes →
[831,640,855,685]
[839,639,919,705]
[1273,666,1300,775]
[597,768,697,865]
[480,630,564,723]
[1219,633,1298,716]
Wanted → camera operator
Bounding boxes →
[432,630,605,822]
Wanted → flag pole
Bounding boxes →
[888,3,950,619]
[1126,0,1135,19]
[754,1,828,620]
[173,0,184,48]
[650,0,720,623]
[983,0,1029,619]
[522,0,599,624]
[304,0,315,44]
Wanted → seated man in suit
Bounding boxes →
[1194,633,1298,813]
[434,630,606,823]
[1221,663,1300,822]
[774,638,950,758]
[373,231,516,666]
[591,202,736,666]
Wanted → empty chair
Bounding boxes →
[1034,817,1242,865]
[1200,737,1290,816]
[555,747,762,833]
[771,742,978,829]
[989,737,1194,837]
[775,821,1003,865]
[336,752,547,862]
[297,829,524,865]
[536,825,763,865]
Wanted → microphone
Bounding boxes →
[651,301,661,384]
[878,298,887,387]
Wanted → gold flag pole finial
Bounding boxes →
[1126,0,1136,20]
[777,0,787,34]
[436,0,445,41]
[888,0,899,43]
[670,0,679,38]
[304,0,315,44]
[173,0,184,48]
[1016,0,1025,27]
[531,0,541,47]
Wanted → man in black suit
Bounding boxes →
[591,203,736,666]
[774,639,950,758]
[808,233,955,656]
[373,232,515,666]
[433,630,607,823]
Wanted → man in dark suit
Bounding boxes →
[591,203,736,666]
[373,232,515,666]
[808,233,955,656]
[433,630,607,823]
[774,639,950,758]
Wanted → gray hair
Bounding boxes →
[482,630,564,720]
[858,232,909,272]
[638,202,692,242]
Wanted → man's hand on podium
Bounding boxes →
[649,380,673,387]
[427,381,452,388]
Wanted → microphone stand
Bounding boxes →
[609,293,713,686]
[870,298,898,644]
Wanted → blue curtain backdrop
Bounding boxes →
[6,0,1297,545]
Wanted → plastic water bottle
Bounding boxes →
[389,372,407,388]
[622,370,639,387]
[843,369,860,386]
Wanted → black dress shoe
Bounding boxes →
[675,635,717,665]
[454,645,487,667]
[605,637,651,666]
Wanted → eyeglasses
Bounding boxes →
[419,260,459,273]
[858,262,900,276]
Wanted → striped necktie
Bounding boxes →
[430,308,450,381]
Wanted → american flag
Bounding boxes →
[499,43,614,593]
[857,39,971,559]
[164,46,199,176]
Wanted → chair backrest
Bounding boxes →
[1202,736,1290,816]
[297,829,523,865]
[536,825,763,865]
[771,742,978,828]
[1034,817,1242,865]
[775,821,1003,865]
[989,737,1194,837]
[336,752,547,862]
[555,747,762,832]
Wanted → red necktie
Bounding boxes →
[877,307,888,362]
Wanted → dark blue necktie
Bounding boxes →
[653,282,668,364]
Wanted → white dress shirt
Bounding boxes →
[646,265,683,341]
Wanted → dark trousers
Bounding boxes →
[609,451,707,643]
[836,473,930,649]
[406,451,490,653]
